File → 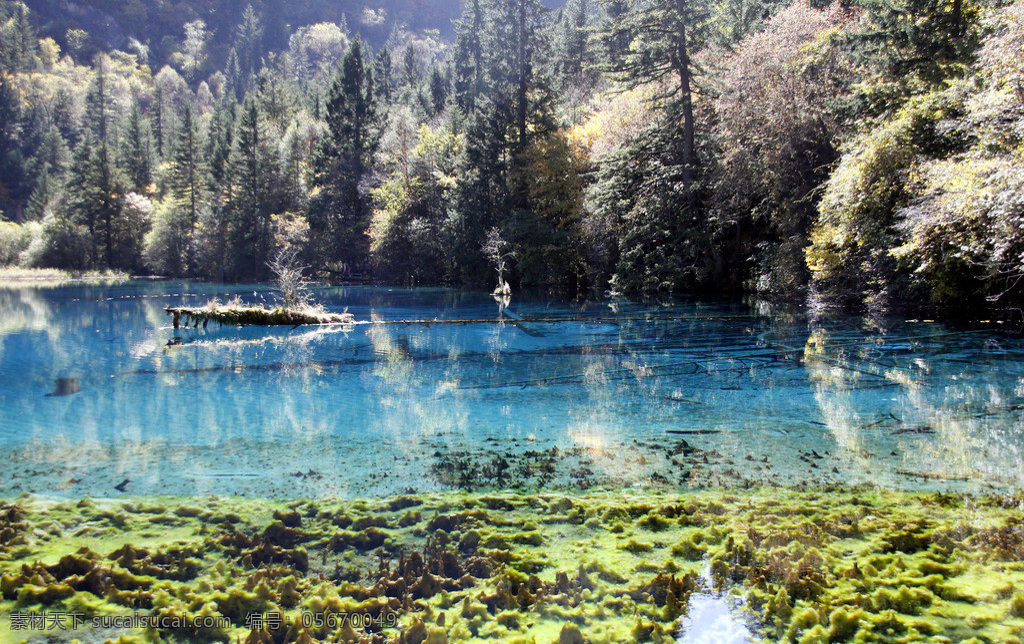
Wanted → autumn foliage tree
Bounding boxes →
[713,1,853,297]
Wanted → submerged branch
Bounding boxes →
[164,308,762,329]
[165,305,354,328]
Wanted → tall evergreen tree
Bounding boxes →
[427,64,449,117]
[849,0,979,90]
[554,0,593,91]
[152,84,166,158]
[0,72,27,220]
[448,0,559,283]
[399,45,421,94]
[225,48,242,101]
[453,0,486,113]
[206,101,236,194]
[167,103,206,274]
[83,54,115,146]
[24,166,55,221]
[595,124,717,296]
[235,5,264,94]
[255,68,294,128]
[225,94,280,280]
[375,47,394,105]
[63,135,129,268]
[597,0,632,60]
[122,101,153,193]
[600,0,711,205]
[66,55,131,268]
[449,107,510,282]
[23,124,69,218]
[307,38,382,267]
[0,1,37,73]
[280,123,307,214]
[199,101,236,280]
[145,103,208,277]
[489,0,551,158]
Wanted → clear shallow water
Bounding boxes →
[676,569,757,644]
[1,281,1023,498]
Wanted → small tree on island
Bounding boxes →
[268,246,312,309]
[482,227,516,295]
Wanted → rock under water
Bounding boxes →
[46,377,80,396]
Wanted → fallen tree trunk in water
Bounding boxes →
[166,308,761,329]
[165,305,354,328]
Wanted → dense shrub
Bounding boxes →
[20,213,92,271]
[0,220,30,265]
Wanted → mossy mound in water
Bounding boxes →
[2,489,1024,644]
[165,305,354,328]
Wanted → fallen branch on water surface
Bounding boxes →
[165,303,354,328]
[164,310,765,330]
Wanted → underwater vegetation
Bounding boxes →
[2,489,1024,644]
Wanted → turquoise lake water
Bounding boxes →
[1,281,1022,498]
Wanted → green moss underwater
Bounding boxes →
[2,489,1024,644]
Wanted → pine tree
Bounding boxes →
[25,125,69,201]
[287,28,311,85]
[713,0,779,45]
[167,103,207,274]
[152,84,166,158]
[489,0,551,158]
[596,125,716,296]
[63,134,128,268]
[42,88,76,153]
[0,72,27,220]
[447,0,561,283]
[225,48,242,101]
[255,69,294,128]
[399,45,421,93]
[224,94,280,280]
[307,38,382,267]
[849,0,979,89]
[199,101,236,280]
[555,0,593,90]
[145,103,207,278]
[25,166,55,221]
[0,1,37,73]
[206,101,236,194]
[375,47,394,105]
[83,54,114,146]
[453,0,486,113]
[600,0,711,206]
[69,55,129,268]
[448,105,509,283]
[122,101,153,192]
[235,5,264,93]
[596,0,631,61]
[280,122,307,213]
[427,64,449,117]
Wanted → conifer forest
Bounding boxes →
[1,0,1022,313]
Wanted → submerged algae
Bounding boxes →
[1,490,1023,644]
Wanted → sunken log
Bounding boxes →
[165,305,354,328]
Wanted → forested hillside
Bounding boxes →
[1,0,1022,313]
[18,0,463,70]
